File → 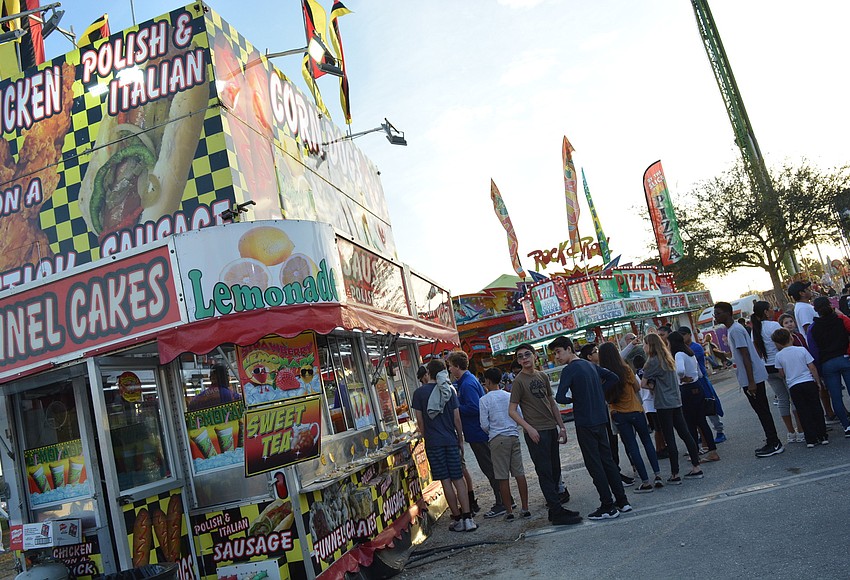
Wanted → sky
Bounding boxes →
[41,0,850,302]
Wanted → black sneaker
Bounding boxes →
[755,441,784,458]
[559,490,571,504]
[484,505,507,518]
[549,508,582,525]
[620,474,635,486]
[587,506,619,520]
[615,500,633,513]
[654,475,664,489]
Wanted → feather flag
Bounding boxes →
[301,0,331,118]
[328,1,352,125]
[562,136,581,252]
[643,160,684,266]
[490,179,526,279]
[581,168,611,263]
[77,13,110,47]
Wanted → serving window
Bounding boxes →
[319,335,375,435]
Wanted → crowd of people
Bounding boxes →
[411,280,849,531]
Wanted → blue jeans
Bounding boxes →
[821,355,850,428]
[612,411,660,482]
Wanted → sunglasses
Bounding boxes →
[516,351,534,360]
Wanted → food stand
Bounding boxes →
[0,4,456,580]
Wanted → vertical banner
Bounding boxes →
[562,136,581,252]
[329,1,353,125]
[642,160,684,266]
[581,168,611,263]
[489,179,526,279]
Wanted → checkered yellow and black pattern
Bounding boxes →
[123,488,195,571]
[189,498,308,580]
[33,3,234,267]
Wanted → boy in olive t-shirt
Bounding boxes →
[508,344,581,525]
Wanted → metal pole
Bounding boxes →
[130,0,136,25]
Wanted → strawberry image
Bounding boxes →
[275,367,300,391]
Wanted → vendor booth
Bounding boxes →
[0,4,454,580]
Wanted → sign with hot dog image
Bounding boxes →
[0,3,397,297]
[243,395,322,477]
[236,332,323,407]
[24,439,93,507]
[189,496,304,580]
[123,489,198,580]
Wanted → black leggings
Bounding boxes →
[656,407,700,474]
[680,384,717,451]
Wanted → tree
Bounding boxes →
[675,160,850,300]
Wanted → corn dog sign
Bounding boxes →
[243,395,322,476]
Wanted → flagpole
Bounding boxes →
[129,0,136,25]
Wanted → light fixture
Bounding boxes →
[322,118,408,147]
[248,35,343,78]
[0,3,75,46]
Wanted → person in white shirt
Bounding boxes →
[771,327,828,447]
[480,367,530,520]
[788,280,817,334]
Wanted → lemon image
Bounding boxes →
[220,258,272,289]
[238,226,295,266]
[279,253,317,286]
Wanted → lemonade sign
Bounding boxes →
[175,221,344,322]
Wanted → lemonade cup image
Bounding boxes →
[32,465,51,493]
[192,429,218,458]
[49,463,66,488]
[215,426,235,453]
[68,460,85,485]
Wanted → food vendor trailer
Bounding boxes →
[0,4,455,579]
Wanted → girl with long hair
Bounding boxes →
[598,343,660,493]
[751,301,802,443]
[641,334,703,483]
[667,332,720,462]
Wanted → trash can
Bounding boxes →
[96,563,178,580]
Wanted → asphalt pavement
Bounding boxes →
[400,368,850,580]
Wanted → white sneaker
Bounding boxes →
[448,518,464,532]
[464,517,478,532]
[796,432,805,443]
[786,432,796,444]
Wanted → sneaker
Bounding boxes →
[620,474,635,486]
[714,433,727,444]
[550,511,583,526]
[587,506,620,520]
[821,438,830,445]
[806,443,815,448]
[635,482,654,493]
[796,432,805,443]
[463,517,478,532]
[667,475,682,485]
[511,502,517,509]
[786,432,796,444]
[448,518,464,532]
[684,470,704,479]
[701,451,720,462]
[825,415,839,424]
[844,426,850,438]
[484,505,507,518]
[654,475,664,489]
[616,500,633,513]
[520,510,532,518]
[559,490,571,504]
[504,513,515,522]
[755,442,784,458]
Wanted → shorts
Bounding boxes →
[425,445,463,481]
[489,434,525,480]
[645,411,657,432]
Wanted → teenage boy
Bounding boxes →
[713,301,783,457]
[480,368,530,521]
[549,336,631,520]
[788,280,817,334]
[508,344,581,525]
[412,359,478,532]
[447,350,507,518]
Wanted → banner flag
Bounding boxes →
[1,0,44,70]
[302,54,331,118]
[302,0,329,79]
[562,136,581,252]
[581,168,611,263]
[329,1,352,125]
[77,13,110,47]
[490,179,526,279]
[642,160,684,266]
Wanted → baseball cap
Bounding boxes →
[787,280,811,299]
